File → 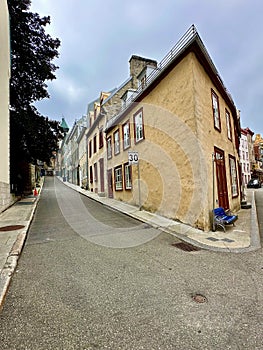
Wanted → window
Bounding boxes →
[89,140,92,158]
[211,90,221,131]
[140,76,146,89]
[114,166,123,190]
[226,109,232,140]
[122,121,130,150]
[93,134,97,153]
[94,163,98,182]
[229,155,238,197]
[99,129,103,149]
[134,108,144,143]
[107,136,112,159]
[114,129,120,155]
[124,163,132,190]
[89,165,93,183]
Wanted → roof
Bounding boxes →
[105,24,239,134]
[60,117,69,131]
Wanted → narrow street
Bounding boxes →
[0,177,262,350]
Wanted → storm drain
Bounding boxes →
[172,242,201,252]
[0,225,25,232]
[192,293,207,303]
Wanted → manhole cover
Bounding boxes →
[0,225,25,232]
[192,294,207,303]
[172,242,200,252]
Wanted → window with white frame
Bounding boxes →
[124,163,132,189]
[226,109,232,140]
[229,155,238,197]
[211,90,221,131]
[134,108,144,143]
[107,136,112,159]
[114,129,120,155]
[122,121,130,150]
[114,166,123,190]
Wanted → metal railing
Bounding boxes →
[106,25,198,130]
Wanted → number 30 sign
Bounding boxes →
[128,151,139,165]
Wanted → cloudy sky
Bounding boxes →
[30,0,263,135]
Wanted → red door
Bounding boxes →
[214,147,229,209]
[107,169,113,198]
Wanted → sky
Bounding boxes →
[30,0,263,135]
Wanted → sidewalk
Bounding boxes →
[0,176,261,309]
[63,178,261,253]
[0,193,40,310]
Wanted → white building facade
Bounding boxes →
[239,129,251,185]
[0,0,14,212]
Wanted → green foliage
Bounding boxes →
[8,0,63,171]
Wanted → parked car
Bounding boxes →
[247,178,261,188]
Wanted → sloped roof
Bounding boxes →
[61,117,69,131]
[105,24,239,134]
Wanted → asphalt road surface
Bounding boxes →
[0,177,262,350]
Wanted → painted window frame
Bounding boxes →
[211,89,221,131]
[114,166,123,191]
[99,129,104,149]
[89,140,92,158]
[94,162,98,182]
[124,163,132,190]
[114,129,120,155]
[226,109,232,141]
[122,121,131,150]
[133,108,144,144]
[89,165,93,183]
[229,155,238,198]
[107,136,112,159]
[93,134,97,154]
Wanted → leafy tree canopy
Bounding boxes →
[8,0,63,170]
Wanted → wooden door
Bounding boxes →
[214,147,229,209]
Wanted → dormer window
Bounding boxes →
[121,89,136,108]
[137,65,156,90]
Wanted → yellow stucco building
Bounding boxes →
[86,56,157,195]
[104,26,240,231]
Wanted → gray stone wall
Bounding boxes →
[105,55,158,120]
[0,181,15,213]
[129,55,157,88]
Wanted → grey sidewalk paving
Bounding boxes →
[0,176,261,309]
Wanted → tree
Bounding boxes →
[7,0,63,189]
